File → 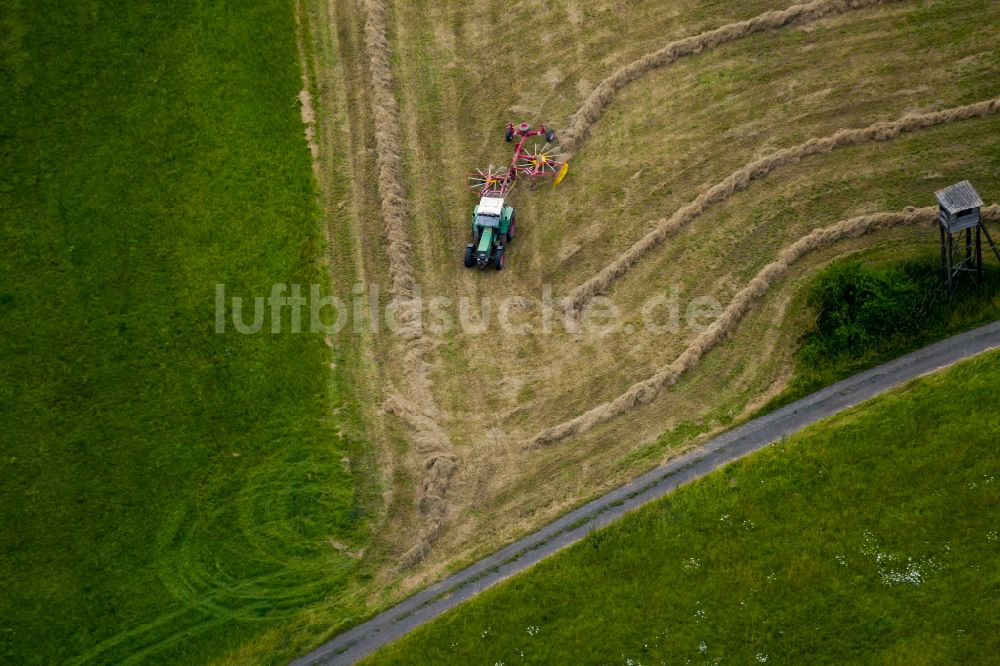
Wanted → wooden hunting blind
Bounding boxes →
[936,180,998,293]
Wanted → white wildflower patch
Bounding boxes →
[858,531,944,587]
[699,640,708,654]
[481,627,492,639]
[969,473,996,490]
[987,530,998,543]
[880,559,928,586]
[835,554,847,566]
[526,625,539,636]
[756,654,769,663]
[681,557,701,573]
[719,514,731,525]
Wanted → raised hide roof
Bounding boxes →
[936,180,984,214]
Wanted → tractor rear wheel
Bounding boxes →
[494,248,505,271]
[464,244,475,268]
[506,213,516,243]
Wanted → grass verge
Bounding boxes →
[364,348,1000,664]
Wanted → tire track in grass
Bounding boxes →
[560,0,899,153]
[358,0,457,568]
[71,447,365,663]
[526,204,1000,447]
[565,97,1000,311]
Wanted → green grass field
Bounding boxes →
[0,1,375,663]
[365,349,1000,665]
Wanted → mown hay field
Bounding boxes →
[316,0,1000,602]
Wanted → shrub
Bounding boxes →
[768,255,1000,409]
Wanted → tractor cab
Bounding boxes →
[465,196,514,270]
[474,212,500,230]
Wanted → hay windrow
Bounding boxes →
[360,0,456,567]
[527,204,1000,447]
[567,97,1000,310]
[362,0,414,301]
[561,0,897,154]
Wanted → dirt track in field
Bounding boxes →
[527,204,1000,446]
[566,97,1000,310]
[561,0,898,154]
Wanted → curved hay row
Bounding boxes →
[566,97,1000,310]
[360,0,457,568]
[527,204,1000,447]
[560,0,897,153]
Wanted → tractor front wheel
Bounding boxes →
[464,244,475,268]
[494,248,505,271]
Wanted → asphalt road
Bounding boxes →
[292,319,1000,665]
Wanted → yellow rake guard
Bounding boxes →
[553,160,570,188]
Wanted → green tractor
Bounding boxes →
[463,195,515,270]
